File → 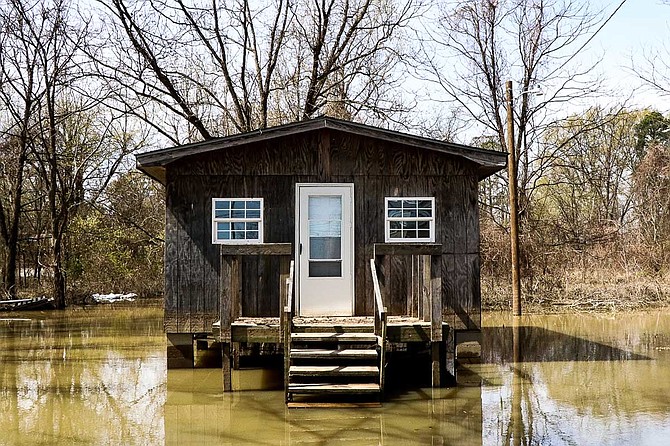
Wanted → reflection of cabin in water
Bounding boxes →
[136,117,506,403]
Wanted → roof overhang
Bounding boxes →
[136,117,507,184]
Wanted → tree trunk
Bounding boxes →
[52,231,66,309]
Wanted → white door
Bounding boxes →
[296,184,354,316]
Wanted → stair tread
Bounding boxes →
[290,348,378,358]
[288,383,381,394]
[290,365,379,376]
[291,332,377,342]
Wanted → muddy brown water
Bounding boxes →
[1,306,669,445]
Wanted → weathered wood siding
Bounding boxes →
[164,130,481,333]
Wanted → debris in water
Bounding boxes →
[91,293,137,303]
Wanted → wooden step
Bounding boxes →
[291,332,377,343]
[288,383,381,394]
[289,365,379,377]
[290,348,378,359]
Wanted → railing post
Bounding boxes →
[430,253,443,387]
[279,256,290,342]
[220,254,235,391]
[283,260,294,403]
[370,258,387,398]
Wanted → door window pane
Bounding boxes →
[309,261,342,277]
[308,195,342,277]
[310,237,341,259]
[309,196,342,220]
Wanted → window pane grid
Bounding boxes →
[385,197,435,243]
[212,198,263,244]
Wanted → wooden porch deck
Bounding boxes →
[214,316,448,344]
[216,244,457,402]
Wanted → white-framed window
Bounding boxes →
[385,197,435,243]
[211,198,264,244]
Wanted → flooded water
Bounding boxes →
[1,305,669,445]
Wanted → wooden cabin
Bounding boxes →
[136,117,506,403]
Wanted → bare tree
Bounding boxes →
[632,1,670,98]
[539,107,641,246]
[0,0,48,298]
[420,0,603,220]
[0,0,142,307]
[93,0,421,143]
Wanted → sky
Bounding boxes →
[582,0,670,111]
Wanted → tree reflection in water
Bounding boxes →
[2,307,670,445]
[0,307,165,444]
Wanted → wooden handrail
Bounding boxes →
[370,258,387,393]
[283,260,294,403]
[284,260,294,314]
[370,259,386,322]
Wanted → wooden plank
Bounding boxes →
[219,243,292,256]
[442,254,457,329]
[464,175,480,254]
[407,255,416,317]
[454,176,468,254]
[386,324,431,342]
[289,365,379,376]
[468,254,482,330]
[441,177,457,255]
[317,128,331,182]
[231,256,242,321]
[279,256,290,334]
[202,179,221,330]
[232,325,280,343]
[389,255,407,316]
[164,177,179,332]
[290,349,378,359]
[374,243,442,256]
[287,402,381,409]
[242,255,259,316]
[291,332,377,342]
[421,255,430,322]
[453,254,469,330]
[190,176,205,332]
[431,253,443,342]
[175,177,192,333]
[220,255,233,343]
[288,383,380,394]
[355,177,369,315]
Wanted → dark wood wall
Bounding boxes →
[164,130,481,333]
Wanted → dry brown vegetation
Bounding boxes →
[481,224,670,313]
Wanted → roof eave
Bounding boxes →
[135,117,508,177]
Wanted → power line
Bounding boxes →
[545,0,629,79]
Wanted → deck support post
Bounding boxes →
[232,342,241,370]
[221,254,240,392]
[444,329,456,386]
[431,341,444,387]
[222,342,232,391]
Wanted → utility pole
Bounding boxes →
[506,80,522,316]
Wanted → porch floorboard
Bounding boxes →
[225,316,445,343]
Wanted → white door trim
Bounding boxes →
[295,183,355,316]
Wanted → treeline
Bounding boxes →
[480,109,670,309]
[1,0,669,308]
